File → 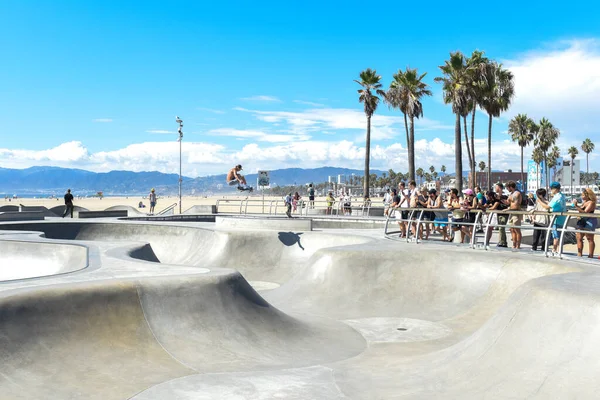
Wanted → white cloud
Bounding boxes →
[146,130,175,134]
[1,136,594,178]
[240,95,281,102]
[207,128,310,143]
[235,106,453,142]
[92,118,113,123]
[505,39,600,136]
[293,100,326,107]
[197,107,225,114]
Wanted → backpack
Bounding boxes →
[519,191,528,208]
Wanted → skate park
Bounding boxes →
[1,205,600,400]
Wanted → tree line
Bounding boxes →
[355,50,596,196]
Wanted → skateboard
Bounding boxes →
[238,186,254,192]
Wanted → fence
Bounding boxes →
[384,207,599,260]
[214,197,374,217]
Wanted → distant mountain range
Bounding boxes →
[0,166,387,196]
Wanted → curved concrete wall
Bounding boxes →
[0,240,87,281]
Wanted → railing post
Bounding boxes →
[470,211,480,249]
[543,214,556,258]
[557,213,571,259]
[415,209,424,244]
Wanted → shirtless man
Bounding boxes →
[226,165,253,191]
[506,181,522,249]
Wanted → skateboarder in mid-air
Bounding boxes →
[227,165,253,192]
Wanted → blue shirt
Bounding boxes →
[548,192,567,226]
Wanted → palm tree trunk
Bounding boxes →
[471,109,476,189]
[404,113,415,181]
[537,163,540,191]
[487,113,492,190]
[544,152,548,191]
[364,116,371,198]
[587,153,590,187]
[463,116,472,188]
[455,113,463,193]
[521,147,524,188]
[409,114,415,184]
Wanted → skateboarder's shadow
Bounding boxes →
[278,232,304,250]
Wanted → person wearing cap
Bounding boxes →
[538,181,567,255]
[227,164,252,191]
[148,188,157,214]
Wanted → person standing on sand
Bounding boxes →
[63,189,74,218]
[307,183,315,209]
[149,188,157,214]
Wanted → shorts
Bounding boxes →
[551,226,560,239]
[150,201,156,207]
[509,214,522,227]
[227,180,238,186]
[577,217,598,232]
[434,217,448,228]
[401,210,409,220]
[451,218,464,230]
[309,196,315,201]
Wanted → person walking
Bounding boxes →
[149,188,157,214]
[62,189,74,218]
[284,192,293,218]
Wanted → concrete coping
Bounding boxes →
[216,215,312,231]
[0,211,45,221]
[78,210,128,219]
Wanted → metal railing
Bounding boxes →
[157,203,178,215]
[384,206,600,260]
[214,197,374,217]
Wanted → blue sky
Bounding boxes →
[1,1,600,177]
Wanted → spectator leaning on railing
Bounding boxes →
[538,182,567,255]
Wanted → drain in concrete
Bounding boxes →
[343,317,452,343]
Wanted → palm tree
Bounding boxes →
[435,52,470,193]
[478,161,486,187]
[547,146,561,182]
[465,50,489,188]
[581,138,595,187]
[416,167,424,186]
[441,165,446,178]
[433,171,438,181]
[480,61,515,190]
[424,172,432,183]
[532,146,544,191]
[568,146,579,195]
[355,68,385,198]
[508,114,536,186]
[429,165,435,175]
[535,118,560,190]
[385,67,432,181]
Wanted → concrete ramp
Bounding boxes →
[104,205,147,216]
[0,273,364,399]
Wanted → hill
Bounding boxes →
[0,166,385,196]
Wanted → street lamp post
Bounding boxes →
[176,116,183,214]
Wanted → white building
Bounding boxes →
[554,158,580,194]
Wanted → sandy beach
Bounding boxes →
[7,193,328,214]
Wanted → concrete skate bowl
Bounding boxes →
[0,239,87,281]
[49,204,89,217]
[0,220,599,399]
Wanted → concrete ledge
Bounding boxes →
[184,205,217,214]
[78,210,128,219]
[0,211,45,221]
[216,216,312,231]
